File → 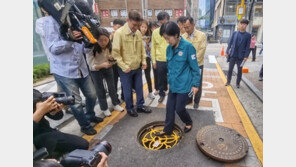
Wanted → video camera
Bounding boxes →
[60,141,112,167]
[38,0,100,45]
[42,92,75,105]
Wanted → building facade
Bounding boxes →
[212,0,263,43]
[186,0,199,28]
[250,0,263,43]
[33,0,49,66]
[96,0,185,27]
[198,0,215,31]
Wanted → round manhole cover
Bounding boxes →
[137,121,183,150]
[196,125,249,162]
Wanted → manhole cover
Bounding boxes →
[137,121,183,150]
[196,125,249,162]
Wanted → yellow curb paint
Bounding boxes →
[215,63,263,165]
[83,81,150,142]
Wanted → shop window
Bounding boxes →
[101,10,110,17]
[155,9,162,17]
[147,9,152,17]
[120,9,127,17]
[164,9,173,17]
[175,9,183,17]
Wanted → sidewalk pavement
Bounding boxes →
[33,43,263,166]
[216,43,263,101]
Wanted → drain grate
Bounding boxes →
[137,121,183,150]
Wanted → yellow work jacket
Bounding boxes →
[112,23,147,71]
[151,27,168,64]
[182,29,207,66]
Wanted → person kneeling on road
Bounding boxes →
[33,89,89,159]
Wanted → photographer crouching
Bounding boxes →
[33,89,111,167]
[33,89,89,159]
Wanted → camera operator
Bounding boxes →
[37,0,103,135]
[33,89,89,159]
[33,152,109,167]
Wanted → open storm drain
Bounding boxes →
[137,121,183,150]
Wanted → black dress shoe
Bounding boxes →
[225,82,230,86]
[137,106,152,113]
[184,125,192,133]
[127,109,138,117]
[81,127,97,135]
[193,103,199,109]
[236,84,240,88]
[90,116,104,123]
[158,96,165,103]
[155,131,172,136]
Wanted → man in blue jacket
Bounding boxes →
[225,19,251,88]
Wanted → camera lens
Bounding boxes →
[91,140,112,155]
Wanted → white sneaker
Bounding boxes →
[148,92,155,99]
[102,109,112,117]
[153,90,159,96]
[114,104,124,112]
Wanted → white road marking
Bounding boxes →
[203,81,214,89]
[202,90,217,97]
[94,125,113,140]
[203,75,221,78]
[208,55,217,63]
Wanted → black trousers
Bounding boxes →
[188,65,204,105]
[34,130,89,159]
[91,68,121,111]
[227,58,243,85]
[259,64,263,78]
[144,57,153,93]
[112,64,124,100]
[156,61,168,97]
[153,64,159,91]
[250,46,257,61]
[164,91,193,134]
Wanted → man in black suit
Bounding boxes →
[225,19,251,88]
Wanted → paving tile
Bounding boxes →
[231,123,248,138]
[216,122,233,129]
[244,155,262,167]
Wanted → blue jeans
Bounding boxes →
[118,67,144,111]
[259,65,263,78]
[53,74,97,129]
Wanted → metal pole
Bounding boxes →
[141,0,144,18]
[221,0,225,43]
[145,0,148,19]
[125,0,128,14]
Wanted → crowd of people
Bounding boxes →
[34,0,210,164]
[34,1,266,166]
